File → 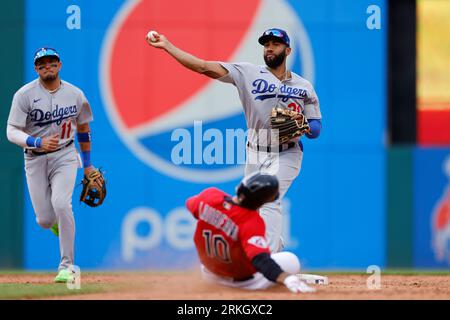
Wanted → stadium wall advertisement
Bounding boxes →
[23,0,386,270]
[413,148,450,268]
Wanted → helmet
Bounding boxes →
[236,173,280,210]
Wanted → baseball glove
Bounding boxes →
[80,168,106,207]
[270,107,310,144]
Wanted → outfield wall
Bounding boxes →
[4,1,448,271]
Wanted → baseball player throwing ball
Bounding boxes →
[147,28,322,252]
[6,47,104,283]
[186,173,315,293]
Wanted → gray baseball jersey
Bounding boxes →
[217,62,321,146]
[8,79,93,148]
[217,62,322,252]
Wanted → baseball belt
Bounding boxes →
[24,139,74,156]
[247,141,296,153]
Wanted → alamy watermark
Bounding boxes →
[170,121,284,171]
[366,5,381,30]
[66,264,81,290]
[366,265,381,290]
[66,5,81,30]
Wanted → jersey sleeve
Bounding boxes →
[185,195,201,219]
[216,62,250,87]
[303,85,322,120]
[186,187,224,219]
[239,216,270,260]
[76,92,94,124]
[7,91,29,128]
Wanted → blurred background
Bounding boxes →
[0,0,448,271]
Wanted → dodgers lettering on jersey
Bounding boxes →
[7,79,93,149]
[217,62,322,146]
[29,104,78,127]
[186,187,270,280]
[251,79,308,102]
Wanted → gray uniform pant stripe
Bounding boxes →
[245,145,302,253]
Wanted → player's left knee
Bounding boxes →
[51,199,71,214]
[36,217,55,229]
[271,251,301,274]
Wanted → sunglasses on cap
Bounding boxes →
[263,29,285,37]
[34,47,60,64]
[258,28,290,47]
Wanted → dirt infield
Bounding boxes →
[1,271,449,300]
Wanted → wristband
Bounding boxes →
[26,136,42,148]
[305,119,322,139]
[77,132,91,143]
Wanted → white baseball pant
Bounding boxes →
[200,251,301,290]
[245,144,302,252]
[24,145,79,271]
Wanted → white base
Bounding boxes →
[297,274,329,285]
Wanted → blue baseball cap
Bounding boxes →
[34,47,60,65]
[258,28,290,47]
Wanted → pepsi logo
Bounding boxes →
[100,0,314,182]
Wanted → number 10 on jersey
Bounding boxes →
[202,230,231,263]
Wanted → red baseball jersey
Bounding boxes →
[186,187,270,280]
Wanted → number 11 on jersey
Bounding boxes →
[61,121,72,140]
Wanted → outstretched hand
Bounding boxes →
[145,32,171,50]
[283,275,316,293]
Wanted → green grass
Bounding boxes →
[308,269,450,276]
[377,269,450,276]
[0,283,116,300]
[0,271,128,299]
[0,270,53,275]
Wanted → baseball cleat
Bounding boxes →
[296,274,329,285]
[54,269,74,283]
[50,223,59,237]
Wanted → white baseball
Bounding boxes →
[147,30,159,42]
